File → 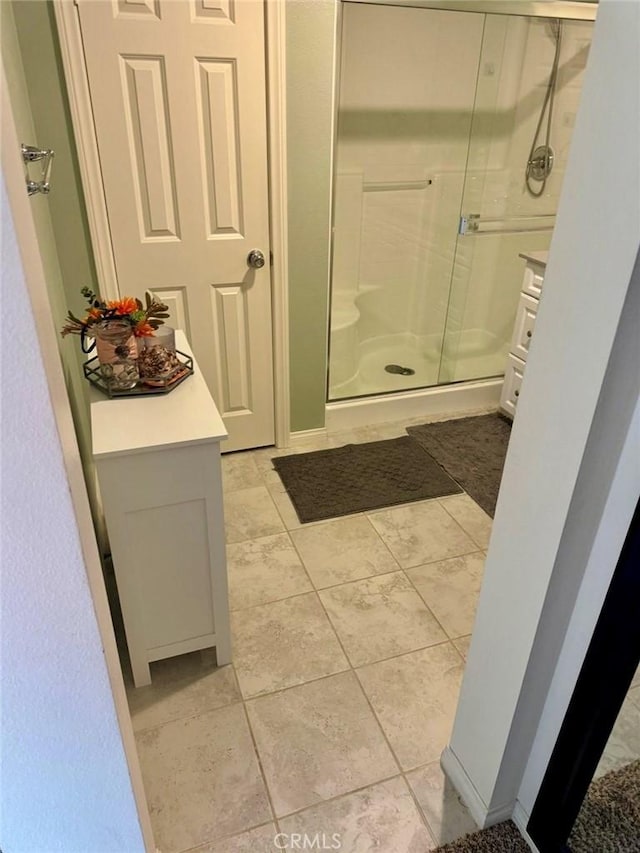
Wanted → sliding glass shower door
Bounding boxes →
[327,2,593,400]
[438,13,592,384]
[329,2,483,399]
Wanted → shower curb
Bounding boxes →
[325,379,502,432]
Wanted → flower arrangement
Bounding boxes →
[61,287,170,341]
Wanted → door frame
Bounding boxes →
[53,0,291,448]
[527,497,640,851]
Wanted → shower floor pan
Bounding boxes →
[329,330,508,400]
[329,333,440,399]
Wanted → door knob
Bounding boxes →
[247,249,266,269]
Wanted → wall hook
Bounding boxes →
[21,143,55,196]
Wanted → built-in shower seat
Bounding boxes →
[330,292,360,388]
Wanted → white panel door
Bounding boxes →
[77,0,274,452]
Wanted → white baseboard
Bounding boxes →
[326,379,502,432]
[440,746,514,830]
[288,427,328,447]
[512,801,540,852]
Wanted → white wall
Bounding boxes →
[443,0,640,826]
[0,172,145,852]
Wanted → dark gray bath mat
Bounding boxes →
[272,436,462,523]
[407,413,512,518]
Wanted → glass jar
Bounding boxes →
[94,321,139,390]
[144,325,175,353]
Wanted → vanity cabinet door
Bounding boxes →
[511,293,539,363]
[501,354,526,418]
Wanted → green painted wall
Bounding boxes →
[12,1,98,317]
[286,0,336,431]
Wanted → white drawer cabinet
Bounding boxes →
[91,332,231,687]
[500,252,547,419]
[512,293,539,362]
[502,354,526,418]
[522,264,545,300]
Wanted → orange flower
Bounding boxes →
[87,307,102,320]
[107,297,138,316]
[134,320,155,337]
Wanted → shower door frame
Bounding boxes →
[344,0,597,21]
[327,0,597,407]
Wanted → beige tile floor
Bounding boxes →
[124,419,493,853]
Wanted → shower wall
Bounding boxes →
[329,4,593,398]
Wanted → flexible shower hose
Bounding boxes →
[525,19,563,198]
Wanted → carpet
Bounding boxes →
[570,760,640,852]
[433,761,640,852]
[434,820,528,852]
[407,413,512,517]
[272,436,462,524]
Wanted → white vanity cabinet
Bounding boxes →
[91,332,231,687]
[500,252,548,419]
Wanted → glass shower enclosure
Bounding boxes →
[328,1,594,400]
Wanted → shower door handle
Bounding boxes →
[458,213,556,236]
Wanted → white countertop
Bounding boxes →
[519,250,549,267]
[90,331,227,460]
